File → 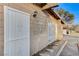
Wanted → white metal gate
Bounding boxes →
[4,6,30,56]
[48,22,56,43]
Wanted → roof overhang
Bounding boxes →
[33,3,47,8]
[53,9,66,24]
[33,3,59,10]
[42,3,58,10]
[33,3,66,25]
[43,7,66,25]
[44,8,60,19]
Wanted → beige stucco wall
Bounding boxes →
[56,21,63,40]
[0,3,63,56]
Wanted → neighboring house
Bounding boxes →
[63,24,71,35]
[0,3,65,56]
[63,24,75,35]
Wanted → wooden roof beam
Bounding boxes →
[33,3,47,8]
[42,3,59,10]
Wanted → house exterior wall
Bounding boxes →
[48,14,63,40]
[56,21,63,40]
[0,3,63,56]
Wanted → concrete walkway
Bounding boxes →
[60,35,79,56]
[34,40,67,56]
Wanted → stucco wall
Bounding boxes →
[56,21,63,40]
[30,9,49,55]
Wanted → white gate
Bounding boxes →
[48,22,56,43]
[4,6,30,56]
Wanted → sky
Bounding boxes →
[58,3,79,25]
